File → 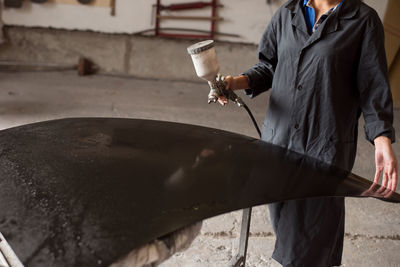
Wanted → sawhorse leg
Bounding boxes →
[229,207,252,267]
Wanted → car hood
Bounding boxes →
[0,118,398,266]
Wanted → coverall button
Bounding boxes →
[294,124,299,129]
[298,85,303,90]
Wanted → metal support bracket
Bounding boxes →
[0,233,24,267]
[229,207,252,267]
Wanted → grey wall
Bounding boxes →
[0,26,258,81]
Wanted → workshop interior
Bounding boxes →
[0,0,399,266]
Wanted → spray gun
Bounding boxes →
[187,40,261,137]
[187,40,245,107]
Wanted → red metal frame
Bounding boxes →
[155,0,161,36]
[155,0,220,39]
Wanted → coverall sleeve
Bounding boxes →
[357,20,396,144]
[242,18,278,98]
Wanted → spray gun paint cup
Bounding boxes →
[187,40,221,103]
[187,40,219,82]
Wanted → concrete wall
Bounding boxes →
[0,1,393,84]
[385,0,400,107]
[0,26,258,81]
[2,0,285,44]
[2,0,388,45]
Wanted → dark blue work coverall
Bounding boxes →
[242,0,395,266]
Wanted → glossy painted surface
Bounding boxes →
[0,118,398,266]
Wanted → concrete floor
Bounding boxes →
[0,71,399,267]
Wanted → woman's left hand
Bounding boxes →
[374,136,398,196]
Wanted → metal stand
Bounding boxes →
[154,0,222,39]
[0,232,23,267]
[229,207,252,267]
[229,92,261,267]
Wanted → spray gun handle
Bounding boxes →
[208,74,244,107]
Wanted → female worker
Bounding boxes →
[219,0,398,266]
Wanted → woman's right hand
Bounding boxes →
[218,75,233,106]
[217,75,250,106]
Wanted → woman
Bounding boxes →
[219,0,398,266]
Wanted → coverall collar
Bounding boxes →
[284,0,361,47]
[285,0,360,20]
